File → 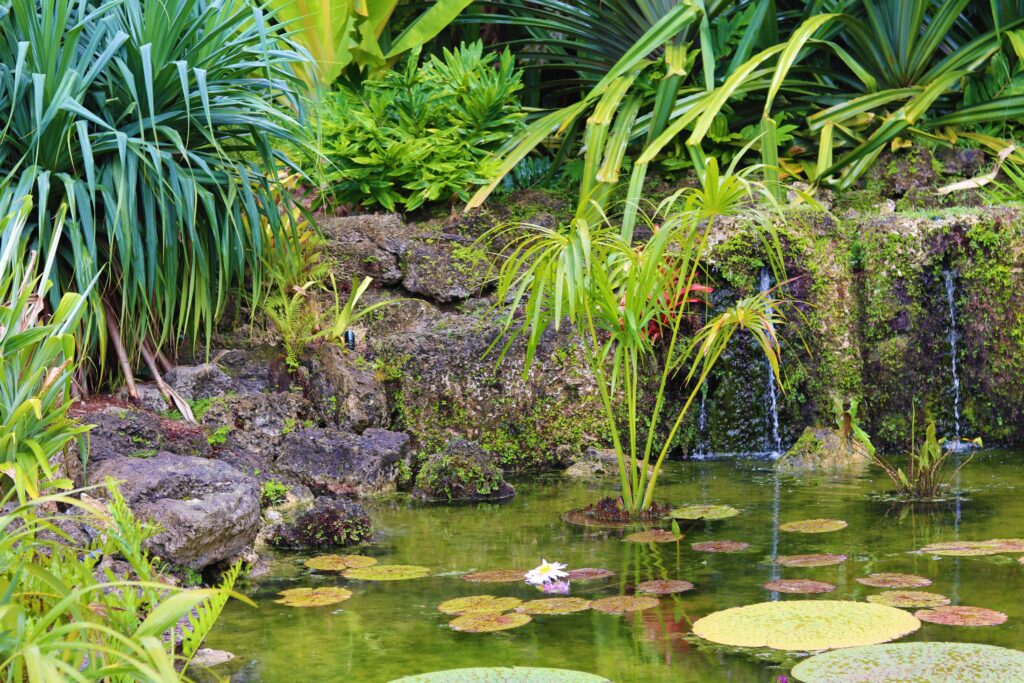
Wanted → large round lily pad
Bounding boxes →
[624,529,681,543]
[591,595,661,614]
[515,598,592,615]
[856,573,931,589]
[390,667,612,682]
[791,642,1024,682]
[636,579,694,595]
[566,568,614,581]
[344,565,431,581]
[866,591,950,609]
[692,600,920,651]
[691,540,750,553]
[918,538,1024,556]
[449,612,532,633]
[304,554,377,571]
[763,579,835,594]
[274,586,352,607]
[461,569,526,584]
[774,553,847,567]
[670,504,739,520]
[438,596,523,615]
[915,605,1007,626]
[779,519,847,534]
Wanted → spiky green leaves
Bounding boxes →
[693,601,920,651]
[792,643,1024,682]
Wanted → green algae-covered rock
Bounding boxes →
[776,427,870,470]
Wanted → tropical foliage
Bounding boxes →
[0,0,308,397]
[489,159,784,515]
[872,415,974,500]
[316,41,525,211]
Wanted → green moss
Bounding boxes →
[207,425,232,446]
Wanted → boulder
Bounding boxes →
[274,427,412,496]
[320,213,407,285]
[164,364,235,401]
[401,236,489,303]
[305,344,389,432]
[265,496,372,550]
[88,452,261,570]
[74,403,211,465]
[775,427,871,470]
[413,439,514,502]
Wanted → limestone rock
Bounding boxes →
[265,496,372,550]
[413,439,514,502]
[776,427,871,470]
[274,427,412,496]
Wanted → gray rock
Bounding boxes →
[76,404,211,465]
[274,427,412,496]
[88,452,261,570]
[775,427,871,470]
[265,496,372,550]
[413,439,514,502]
[564,460,612,479]
[321,213,407,285]
[400,237,489,303]
[165,364,235,401]
[305,344,389,432]
[191,649,235,668]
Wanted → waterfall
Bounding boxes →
[943,269,963,440]
[760,269,783,458]
[694,389,709,459]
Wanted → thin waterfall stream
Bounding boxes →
[944,269,963,440]
[760,269,783,458]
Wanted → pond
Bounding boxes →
[205,451,1024,682]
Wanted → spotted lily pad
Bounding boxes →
[636,579,694,595]
[779,519,848,534]
[624,529,681,543]
[449,612,532,633]
[566,568,614,581]
[274,586,352,607]
[304,554,377,571]
[866,591,950,608]
[343,564,431,581]
[914,605,1008,626]
[389,667,612,682]
[774,553,847,567]
[591,595,660,614]
[918,538,1024,556]
[763,579,835,594]
[461,569,527,584]
[692,600,920,651]
[856,573,931,589]
[669,504,739,520]
[791,643,1024,682]
[691,540,750,553]
[438,596,523,615]
[515,598,592,615]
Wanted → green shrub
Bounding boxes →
[316,41,524,212]
[0,0,308,387]
[260,479,290,507]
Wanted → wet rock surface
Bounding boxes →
[265,496,372,550]
[413,438,514,502]
[275,427,412,496]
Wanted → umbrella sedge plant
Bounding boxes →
[485,157,786,517]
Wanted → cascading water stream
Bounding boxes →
[694,388,709,459]
[944,269,963,440]
[760,269,783,458]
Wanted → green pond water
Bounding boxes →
[205,451,1024,682]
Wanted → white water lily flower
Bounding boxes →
[524,559,568,585]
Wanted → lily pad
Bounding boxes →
[914,605,1008,626]
[344,564,431,581]
[461,569,527,584]
[692,600,920,651]
[1019,556,1024,566]
[791,643,1024,682]
[449,612,532,633]
[515,598,592,615]
[774,553,847,567]
[763,579,835,594]
[438,596,523,615]
[389,667,612,682]
[779,519,848,534]
[691,540,750,553]
[918,538,1024,556]
[624,529,681,543]
[591,595,660,614]
[669,504,739,520]
[304,554,377,572]
[866,591,950,608]
[273,586,352,607]
[566,568,614,581]
[856,573,931,589]
[636,579,695,595]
